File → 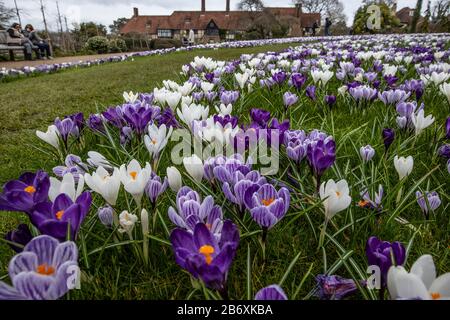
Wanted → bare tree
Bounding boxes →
[238,0,265,12]
[13,0,22,26]
[293,0,347,25]
[0,1,15,29]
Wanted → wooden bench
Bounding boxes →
[0,30,39,61]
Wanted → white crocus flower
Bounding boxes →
[311,69,333,86]
[201,81,215,93]
[144,124,173,159]
[394,156,414,180]
[84,166,121,206]
[215,103,233,116]
[319,179,352,221]
[411,109,435,135]
[119,159,152,205]
[183,154,204,182]
[165,91,182,110]
[439,82,450,103]
[123,91,139,103]
[383,64,398,77]
[177,103,209,128]
[178,82,194,96]
[49,173,84,202]
[167,166,182,192]
[388,255,450,300]
[36,125,60,149]
[235,72,250,89]
[87,151,112,170]
[119,210,138,237]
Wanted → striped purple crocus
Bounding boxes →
[416,191,441,219]
[145,173,168,205]
[255,285,288,300]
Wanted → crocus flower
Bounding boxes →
[382,128,395,152]
[123,91,139,103]
[118,210,138,237]
[272,71,287,84]
[54,117,78,144]
[144,123,173,160]
[360,145,375,162]
[445,117,450,139]
[36,125,60,150]
[119,160,152,205]
[250,108,271,127]
[53,154,87,182]
[0,235,78,300]
[183,155,204,182]
[439,144,450,159]
[315,275,358,300]
[306,85,316,101]
[97,206,114,228]
[5,224,33,253]
[86,151,112,170]
[168,186,224,240]
[220,90,239,105]
[283,92,298,109]
[416,191,441,219]
[325,95,337,106]
[284,130,307,163]
[255,285,288,300]
[145,173,168,204]
[170,220,239,291]
[319,179,352,221]
[387,255,450,300]
[84,166,121,206]
[122,103,160,136]
[0,171,50,213]
[290,73,307,90]
[411,109,435,135]
[244,184,290,230]
[393,155,414,180]
[439,82,450,103]
[306,136,336,182]
[167,166,182,192]
[366,236,405,287]
[30,192,92,241]
[358,185,383,213]
[158,108,180,129]
[48,173,84,203]
[378,89,410,105]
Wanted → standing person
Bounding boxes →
[312,21,319,36]
[23,24,53,60]
[325,17,332,36]
[6,23,39,60]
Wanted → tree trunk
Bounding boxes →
[410,0,423,33]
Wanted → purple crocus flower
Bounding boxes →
[122,103,160,136]
[214,115,238,128]
[87,114,105,133]
[0,235,78,300]
[168,187,224,240]
[446,117,450,139]
[97,206,114,228]
[0,171,50,213]
[438,144,450,159]
[366,236,406,286]
[67,112,84,131]
[315,275,358,300]
[205,91,217,102]
[120,126,133,145]
[358,185,384,213]
[272,71,287,84]
[220,90,239,105]
[244,184,290,230]
[255,285,288,300]
[102,106,124,128]
[325,95,337,106]
[382,128,395,152]
[349,86,377,102]
[54,117,78,143]
[192,91,204,103]
[283,92,298,109]
[53,154,87,182]
[30,192,92,242]
[284,130,307,163]
[158,108,180,129]
[306,85,316,101]
[170,220,239,291]
[145,173,168,204]
[401,79,424,101]
[360,145,375,162]
[384,75,398,87]
[5,224,33,253]
[203,155,227,181]
[306,135,336,181]
[290,73,307,90]
[416,191,441,219]
[378,89,410,105]
[250,108,271,127]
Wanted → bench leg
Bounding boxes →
[9,50,15,61]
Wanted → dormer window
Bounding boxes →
[409,10,414,16]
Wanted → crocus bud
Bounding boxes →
[438,144,450,159]
[360,145,375,162]
[446,117,450,139]
[382,128,395,151]
[394,155,414,180]
[183,155,204,182]
[315,275,358,300]
[98,206,114,228]
[416,191,441,219]
[141,209,149,236]
[167,166,182,192]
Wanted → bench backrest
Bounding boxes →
[0,31,7,44]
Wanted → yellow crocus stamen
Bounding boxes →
[56,210,64,220]
[358,200,369,208]
[336,191,341,197]
[130,171,138,180]
[24,186,36,194]
[199,245,215,265]
[261,198,275,206]
[431,292,441,300]
[36,264,55,276]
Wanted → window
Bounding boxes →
[157,29,172,38]
[409,10,414,17]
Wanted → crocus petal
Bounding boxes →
[410,255,436,290]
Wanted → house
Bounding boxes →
[119,0,321,42]
[395,7,424,29]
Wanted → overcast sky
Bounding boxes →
[5,0,419,31]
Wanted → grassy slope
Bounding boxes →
[0,42,449,300]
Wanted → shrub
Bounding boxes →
[150,39,182,50]
[85,36,109,54]
[108,38,127,53]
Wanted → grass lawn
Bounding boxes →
[0,39,449,300]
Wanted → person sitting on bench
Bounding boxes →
[23,24,53,60]
[6,23,40,60]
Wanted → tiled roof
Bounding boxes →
[120,8,321,34]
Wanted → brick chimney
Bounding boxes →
[295,3,302,18]
[226,0,230,12]
[133,7,139,17]
[201,0,206,12]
